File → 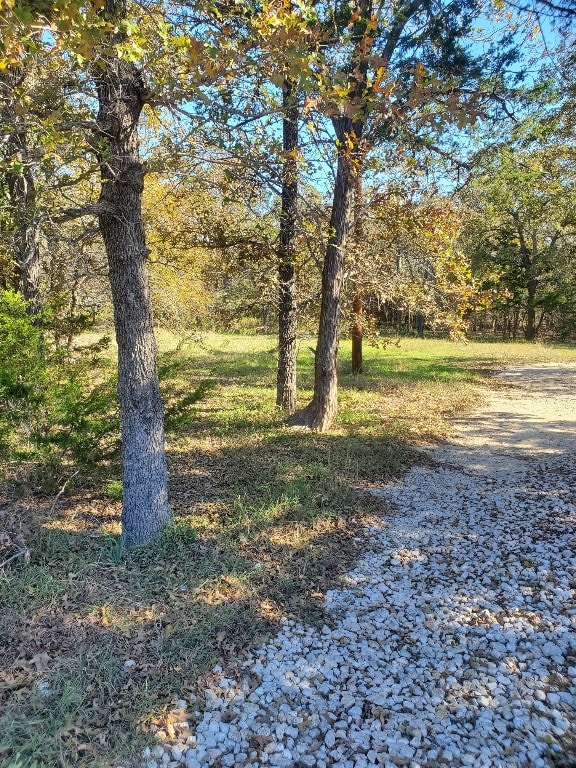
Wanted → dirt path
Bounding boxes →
[145,364,576,768]
[431,363,576,475]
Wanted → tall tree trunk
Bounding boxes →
[286,0,375,431]
[288,120,360,431]
[351,293,363,374]
[351,174,363,375]
[515,219,539,342]
[0,67,42,316]
[512,308,519,340]
[95,1,170,547]
[276,78,298,414]
[308,141,354,430]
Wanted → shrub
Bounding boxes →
[0,290,118,467]
[0,290,46,403]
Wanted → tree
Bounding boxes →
[0,39,108,323]
[345,188,476,340]
[0,0,255,545]
[0,66,42,316]
[91,0,171,547]
[462,143,576,340]
[1,0,177,545]
[142,165,278,331]
[350,174,364,374]
[276,77,299,412]
[290,0,508,430]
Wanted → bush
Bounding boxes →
[0,290,119,467]
[0,290,46,403]
[0,291,216,480]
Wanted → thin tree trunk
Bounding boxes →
[512,308,519,340]
[351,293,363,374]
[0,67,42,316]
[308,144,353,430]
[514,218,538,342]
[351,174,363,375]
[276,78,298,413]
[415,312,424,338]
[95,1,170,547]
[524,278,538,341]
[286,0,375,431]
[287,123,358,431]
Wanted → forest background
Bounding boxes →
[1,0,576,765]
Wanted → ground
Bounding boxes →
[143,362,576,768]
[1,337,576,768]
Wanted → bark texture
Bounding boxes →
[276,78,298,413]
[287,0,374,431]
[0,67,42,315]
[308,133,357,430]
[95,2,170,547]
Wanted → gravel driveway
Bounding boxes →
[147,364,576,768]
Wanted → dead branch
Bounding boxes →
[0,547,30,570]
[50,470,80,516]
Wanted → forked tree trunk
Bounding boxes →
[95,1,170,547]
[0,67,42,316]
[276,78,298,413]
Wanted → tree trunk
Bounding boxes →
[415,312,424,338]
[351,174,363,375]
[286,0,372,431]
[308,144,353,430]
[288,119,359,431]
[524,278,538,341]
[515,220,538,342]
[512,308,519,340]
[0,67,42,316]
[95,2,170,547]
[276,78,298,414]
[351,293,363,374]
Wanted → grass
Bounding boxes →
[1,332,576,768]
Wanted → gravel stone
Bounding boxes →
[146,364,576,767]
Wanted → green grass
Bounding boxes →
[2,332,576,767]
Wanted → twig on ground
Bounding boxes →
[50,470,80,516]
[0,547,30,570]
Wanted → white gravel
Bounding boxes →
[147,364,576,768]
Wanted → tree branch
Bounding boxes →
[55,119,104,134]
[51,202,119,223]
